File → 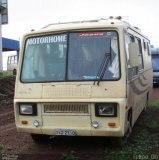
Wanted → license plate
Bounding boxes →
[55,128,76,136]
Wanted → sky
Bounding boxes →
[1,0,159,69]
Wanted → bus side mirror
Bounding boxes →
[128,42,139,67]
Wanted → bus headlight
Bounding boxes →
[95,103,117,117]
[19,103,37,115]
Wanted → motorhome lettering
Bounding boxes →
[14,17,153,145]
[27,35,67,45]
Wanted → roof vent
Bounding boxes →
[116,16,122,20]
[134,26,141,32]
[109,16,122,20]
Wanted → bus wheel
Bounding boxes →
[31,134,50,143]
[113,113,132,147]
[125,112,132,138]
[143,93,149,113]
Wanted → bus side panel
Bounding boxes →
[128,69,152,126]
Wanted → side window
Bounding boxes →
[125,34,138,79]
[15,55,17,64]
[136,37,144,70]
[147,42,150,55]
[7,57,10,64]
[129,35,135,42]
[143,40,151,55]
[143,40,147,51]
[125,34,131,66]
[11,56,14,64]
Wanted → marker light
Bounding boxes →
[33,120,39,127]
[108,122,116,127]
[21,120,28,125]
[91,121,99,128]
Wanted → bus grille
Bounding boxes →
[44,103,89,113]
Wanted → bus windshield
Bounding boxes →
[21,31,120,82]
[152,56,159,71]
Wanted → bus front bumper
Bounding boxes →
[16,125,124,137]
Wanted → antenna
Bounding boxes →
[108,16,129,21]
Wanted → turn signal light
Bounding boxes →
[108,122,116,127]
[21,120,28,125]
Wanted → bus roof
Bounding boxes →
[26,17,146,38]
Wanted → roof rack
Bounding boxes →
[42,19,103,29]
[42,16,129,29]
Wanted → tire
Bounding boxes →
[112,112,132,147]
[31,134,50,143]
[143,93,149,113]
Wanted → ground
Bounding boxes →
[0,77,159,160]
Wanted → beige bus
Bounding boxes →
[14,17,153,145]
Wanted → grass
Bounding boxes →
[61,151,80,160]
[0,71,9,78]
[104,129,159,160]
[103,100,159,160]
[0,144,4,151]
[149,99,159,108]
[61,100,159,160]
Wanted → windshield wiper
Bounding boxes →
[94,52,111,86]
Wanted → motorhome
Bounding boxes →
[14,17,153,144]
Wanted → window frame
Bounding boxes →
[135,37,144,71]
